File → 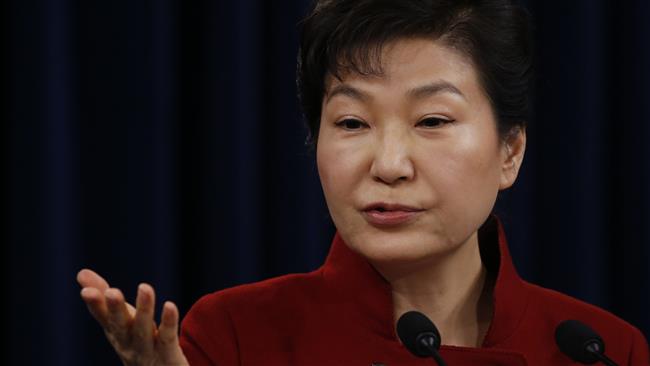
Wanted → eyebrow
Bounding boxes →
[406,81,466,101]
[325,84,370,103]
[325,80,466,104]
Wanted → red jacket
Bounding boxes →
[180,217,649,365]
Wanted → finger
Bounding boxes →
[155,301,188,362]
[157,301,180,346]
[104,288,133,343]
[77,268,111,292]
[80,287,110,327]
[132,283,156,353]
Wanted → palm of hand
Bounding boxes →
[77,269,189,366]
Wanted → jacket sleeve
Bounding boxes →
[179,293,240,366]
[627,326,650,365]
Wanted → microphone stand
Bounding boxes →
[421,341,447,366]
[430,349,447,366]
[587,344,618,366]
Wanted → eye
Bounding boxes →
[335,118,367,130]
[417,117,453,128]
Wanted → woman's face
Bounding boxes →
[317,38,525,266]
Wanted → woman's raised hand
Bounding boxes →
[77,269,189,366]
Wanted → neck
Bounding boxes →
[373,231,494,347]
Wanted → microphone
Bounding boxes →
[396,311,447,366]
[555,319,618,366]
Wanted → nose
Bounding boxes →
[369,130,415,185]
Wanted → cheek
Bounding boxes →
[456,139,501,184]
[317,138,373,238]
[420,124,502,215]
[450,118,501,179]
[316,139,365,207]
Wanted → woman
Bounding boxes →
[77,0,649,364]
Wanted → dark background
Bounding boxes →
[4,0,649,364]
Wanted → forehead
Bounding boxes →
[323,38,481,102]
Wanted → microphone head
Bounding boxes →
[555,319,605,364]
[396,311,442,358]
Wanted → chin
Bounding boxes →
[345,228,450,264]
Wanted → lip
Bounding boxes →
[362,202,422,212]
[361,202,424,226]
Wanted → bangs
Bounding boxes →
[297,0,533,145]
[309,2,456,81]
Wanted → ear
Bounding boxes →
[499,126,526,190]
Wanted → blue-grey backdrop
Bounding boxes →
[4,0,650,364]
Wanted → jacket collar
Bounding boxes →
[320,214,530,348]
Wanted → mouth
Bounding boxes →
[361,202,425,226]
[362,202,423,212]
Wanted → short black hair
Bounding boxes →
[296,0,534,146]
